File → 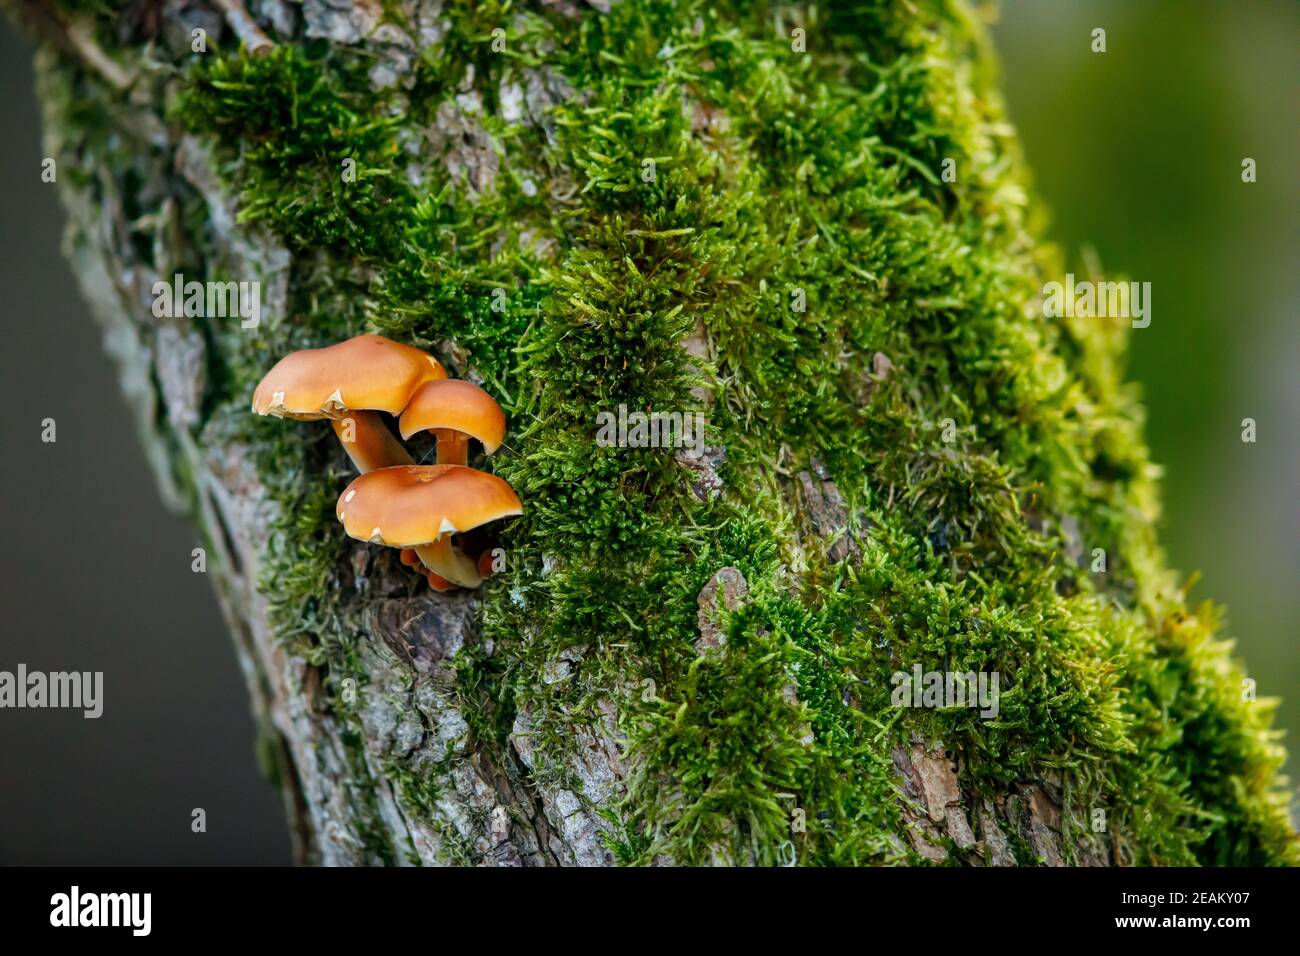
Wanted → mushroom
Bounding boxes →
[399,547,455,592]
[404,544,500,586]
[251,334,446,473]
[398,379,507,466]
[336,464,522,589]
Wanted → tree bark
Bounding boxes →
[7,0,1294,867]
[16,1,571,866]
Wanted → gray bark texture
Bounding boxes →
[15,2,580,867]
[0,0,1151,868]
[9,0,1293,868]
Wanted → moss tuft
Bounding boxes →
[83,0,1295,864]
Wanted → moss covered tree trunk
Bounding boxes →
[9,0,1294,866]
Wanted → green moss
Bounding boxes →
[80,0,1295,865]
[177,45,410,258]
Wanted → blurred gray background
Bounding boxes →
[0,20,290,863]
[0,1,1294,864]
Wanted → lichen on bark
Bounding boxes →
[11,0,1296,866]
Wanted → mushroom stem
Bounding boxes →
[434,428,470,465]
[331,411,413,473]
[415,536,483,589]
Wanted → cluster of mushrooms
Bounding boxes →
[251,334,521,591]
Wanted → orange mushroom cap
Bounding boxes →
[424,570,456,592]
[252,334,446,420]
[335,464,522,548]
[398,379,507,452]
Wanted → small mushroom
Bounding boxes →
[251,334,446,473]
[399,547,455,591]
[398,378,507,466]
[424,571,456,592]
[336,464,522,589]
[406,546,499,586]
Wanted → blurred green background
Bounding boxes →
[0,3,1291,862]
[992,1,1299,803]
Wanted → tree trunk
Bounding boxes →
[8,0,1294,866]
